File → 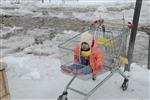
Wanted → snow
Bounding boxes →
[0,0,149,100]
[1,29,149,99]
[2,55,60,80]
[0,0,149,25]
[2,55,150,100]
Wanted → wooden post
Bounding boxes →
[124,0,143,71]
[0,62,10,100]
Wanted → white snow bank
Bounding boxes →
[130,63,150,84]
[2,54,61,80]
[2,53,149,99]
[0,26,23,37]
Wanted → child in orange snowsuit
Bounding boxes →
[71,32,104,75]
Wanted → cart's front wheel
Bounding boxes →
[121,78,129,91]
[58,92,68,100]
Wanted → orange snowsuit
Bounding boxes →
[73,40,104,74]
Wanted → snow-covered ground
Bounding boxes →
[0,0,150,100]
[3,55,150,100]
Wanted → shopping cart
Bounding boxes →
[58,19,130,100]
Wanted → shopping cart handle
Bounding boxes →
[91,19,104,25]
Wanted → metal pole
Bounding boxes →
[83,71,115,100]
[148,33,150,69]
[125,0,143,71]
[64,75,77,92]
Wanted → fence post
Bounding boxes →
[148,33,150,69]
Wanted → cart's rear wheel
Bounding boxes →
[58,95,67,100]
[121,78,129,91]
[58,92,68,100]
[92,75,96,81]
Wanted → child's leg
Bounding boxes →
[70,63,84,69]
[80,65,92,74]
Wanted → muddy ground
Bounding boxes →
[0,6,149,66]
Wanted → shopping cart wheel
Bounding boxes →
[92,75,96,81]
[58,92,68,100]
[121,78,129,91]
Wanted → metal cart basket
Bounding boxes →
[58,19,130,100]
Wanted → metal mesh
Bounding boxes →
[58,23,129,68]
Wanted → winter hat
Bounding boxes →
[81,31,93,47]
